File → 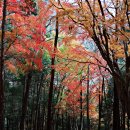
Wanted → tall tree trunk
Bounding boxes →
[86,65,90,130]
[36,74,43,130]
[62,114,64,130]
[113,80,120,130]
[55,112,59,130]
[121,106,126,130]
[127,116,130,130]
[98,77,104,130]
[126,56,130,119]
[46,16,59,130]
[20,72,32,130]
[67,115,71,130]
[0,0,7,129]
[41,87,46,130]
[79,80,83,130]
[33,83,41,130]
[37,104,41,130]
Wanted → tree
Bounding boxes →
[50,0,130,121]
[1,0,51,129]
[0,0,7,129]
[46,15,59,130]
[1,0,129,129]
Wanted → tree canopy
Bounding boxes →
[0,0,130,130]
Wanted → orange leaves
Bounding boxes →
[5,61,17,74]
[53,37,109,117]
[109,37,125,59]
[52,0,130,62]
[58,40,90,63]
[4,30,17,43]
[111,44,125,58]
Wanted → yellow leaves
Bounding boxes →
[115,53,125,59]
[60,43,85,62]
[68,39,79,46]
[84,24,93,36]
[110,44,125,58]
[109,37,125,58]
[62,36,77,45]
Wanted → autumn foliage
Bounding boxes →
[0,0,130,130]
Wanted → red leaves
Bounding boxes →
[33,58,43,71]
[5,0,52,74]
[8,0,17,3]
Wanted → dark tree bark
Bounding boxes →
[36,75,44,130]
[121,105,126,130]
[67,115,71,130]
[86,65,90,130]
[36,104,41,130]
[113,80,120,130]
[127,117,130,130]
[79,79,83,130]
[62,114,64,130]
[33,83,41,130]
[46,16,59,130]
[55,111,59,130]
[0,0,7,129]
[126,56,130,119]
[20,72,32,130]
[98,77,104,130]
[79,88,83,130]
[86,0,130,120]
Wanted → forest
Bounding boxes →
[0,0,130,130]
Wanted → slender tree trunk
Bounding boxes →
[41,103,46,130]
[79,83,83,130]
[113,80,120,130]
[62,114,64,130]
[86,65,90,130]
[46,16,59,130]
[20,72,32,130]
[37,75,44,130]
[37,104,41,130]
[126,56,130,119]
[7,117,9,130]
[98,78,104,130]
[127,117,130,130]
[41,85,46,130]
[72,117,75,129]
[55,112,59,130]
[30,83,36,130]
[98,91,101,130]
[67,115,71,130]
[121,106,126,130]
[33,84,40,130]
[0,0,7,130]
